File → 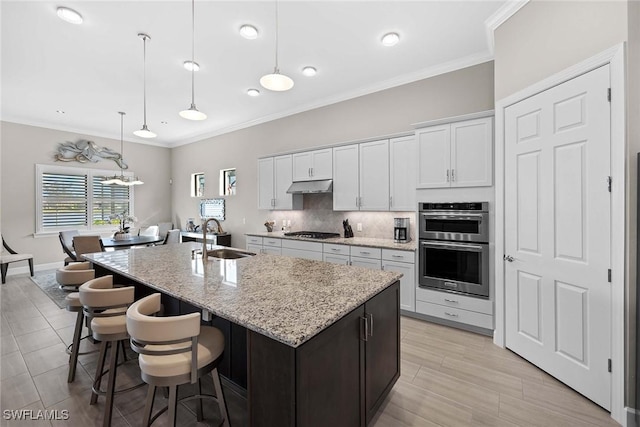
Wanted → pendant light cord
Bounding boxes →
[119,112,125,176]
[142,37,148,126]
[191,0,195,105]
[274,1,279,73]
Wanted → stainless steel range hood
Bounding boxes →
[286,179,333,194]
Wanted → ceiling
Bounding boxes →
[1,1,507,148]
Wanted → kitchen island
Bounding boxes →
[84,242,401,426]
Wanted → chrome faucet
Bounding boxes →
[202,218,224,261]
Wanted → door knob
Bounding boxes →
[504,254,515,262]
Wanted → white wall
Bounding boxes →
[171,62,495,249]
[0,121,172,266]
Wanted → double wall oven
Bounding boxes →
[419,202,489,298]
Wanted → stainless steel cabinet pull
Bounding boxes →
[308,167,311,177]
[444,312,458,317]
[451,169,455,182]
[368,313,374,337]
[391,255,403,258]
[310,167,314,177]
[389,196,392,207]
[360,251,370,255]
[331,248,340,251]
[361,316,369,341]
[446,169,450,182]
[444,298,459,303]
[356,196,359,207]
[504,255,515,262]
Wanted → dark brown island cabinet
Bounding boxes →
[249,282,400,427]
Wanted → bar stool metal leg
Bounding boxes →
[168,385,178,426]
[91,341,108,405]
[212,368,230,427]
[67,309,84,383]
[196,379,203,422]
[143,385,156,427]
[103,342,119,427]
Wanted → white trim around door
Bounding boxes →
[494,43,626,425]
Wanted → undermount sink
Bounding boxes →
[205,248,255,259]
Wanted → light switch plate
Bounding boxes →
[356,223,363,232]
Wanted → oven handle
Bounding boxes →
[420,241,485,252]
[421,214,484,221]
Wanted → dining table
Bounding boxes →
[101,235,164,249]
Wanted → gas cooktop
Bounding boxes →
[283,231,340,240]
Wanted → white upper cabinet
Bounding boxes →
[389,135,417,211]
[258,155,302,210]
[417,116,493,188]
[359,139,389,211]
[333,140,389,211]
[292,148,333,181]
[332,144,359,210]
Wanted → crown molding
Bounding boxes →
[485,0,530,54]
[169,52,495,148]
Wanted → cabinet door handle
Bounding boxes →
[355,196,359,207]
[308,167,311,177]
[361,316,369,341]
[391,254,403,258]
[311,167,314,177]
[331,248,340,252]
[360,251,370,255]
[451,169,455,182]
[444,312,458,318]
[389,196,392,207]
[444,298,459,304]
[446,169,450,182]
[368,313,374,337]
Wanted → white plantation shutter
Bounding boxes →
[36,165,134,234]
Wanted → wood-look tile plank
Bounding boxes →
[470,409,520,427]
[372,400,442,427]
[0,372,41,410]
[32,364,94,408]
[1,350,29,380]
[400,359,421,382]
[47,395,130,427]
[7,316,51,338]
[4,400,52,427]
[400,341,445,370]
[439,356,524,398]
[45,311,77,331]
[1,315,11,336]
[23,343,69,377]
[412,364,500,415]
[2,333,19,355]
[521,380,617,426]
[499,393,603,427]
[402,330,467,356]
[450,349,545,385]
[15,328,64,355]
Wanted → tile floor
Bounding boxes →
[0,274,619,426]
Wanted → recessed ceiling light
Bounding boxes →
[56,110,65,114]
[239,24,258,40]
[183,60,200,72]
[302,66,317,77]
[247,88,260,97]
[161,121,168,125]
[56,7,83,25]
[381,32,400,47]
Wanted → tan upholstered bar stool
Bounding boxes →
[56,261,95,290]
[80,275,141,427]
[126,293,230,427]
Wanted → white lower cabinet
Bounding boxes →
[247,244,262,254]
[415,287,493,329]
[350,257,382,270]
[382,249,415,312]
[323,253,350,265]
[281,240,323,261]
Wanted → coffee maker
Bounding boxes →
[394,218,411,243]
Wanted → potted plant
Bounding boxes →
[110,210,137,240]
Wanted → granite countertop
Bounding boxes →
[246,231,417,251]
[84,243,401,348]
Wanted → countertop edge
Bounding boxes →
[245,232,416,252]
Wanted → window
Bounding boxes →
[36,164,135,234]
[219,168,236,196]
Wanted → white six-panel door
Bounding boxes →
[504,65,611,409]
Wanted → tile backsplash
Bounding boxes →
[262,193,416,240]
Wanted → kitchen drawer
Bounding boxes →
[323,243,349,256]
[350,246,382,260]
[281,239,323,253]
[246,236,263,245]
[263,246,282,256]
[281,247,323,261]
[350,256,382,270]
[416,301,493,330]
[323,253,350,265]
[263,237,282,247]
[246,243,262,254]
[382,249,415,263]
[416,287,493,315]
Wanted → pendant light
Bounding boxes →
[133,33,156,138]
[179,0,207,120]
[104,112,144,186]
[260,1,293,92]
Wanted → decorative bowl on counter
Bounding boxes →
[114,233,132,241]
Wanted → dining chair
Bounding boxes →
[163,229,182,245]
[73,236,105,260]
[127,293,230,427]
[139,226,159,238]
[1,236,34,284]
[157,222,173,240]
[59,230,80,265]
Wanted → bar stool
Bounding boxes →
[65,292,99,383]
[79,275,141,427]
[56,262,95,291]
[126,293,230,427]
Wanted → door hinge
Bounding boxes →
[607,88,611,102]
[608,358,612,372]
[608,269,612,283]
[607,176,612,192]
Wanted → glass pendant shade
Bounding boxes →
[260,70,294,91]
[133,124,157,138]
[179,104,207,120]
[103,112,143,186]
